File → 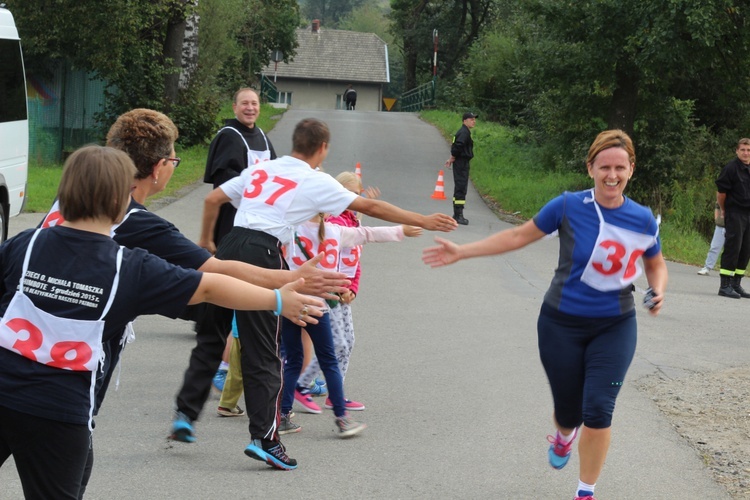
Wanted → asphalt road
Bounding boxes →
[1,109,742,499]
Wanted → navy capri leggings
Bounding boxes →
[537,303,637,429]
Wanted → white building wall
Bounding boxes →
[272,79,383,111]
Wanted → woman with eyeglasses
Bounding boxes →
[37,108,349,498]
[0,144,324,499]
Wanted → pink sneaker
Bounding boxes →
[574,496,596,500]
[293,389,321,414]
[324,398,365,411]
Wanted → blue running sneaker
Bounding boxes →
[304,382,328,397]
[244,439,297,470]
[212,369,227,392]
[547,428,577,469]
[314,377,326,387]
[170,410,196,443]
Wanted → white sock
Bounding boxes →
[558,429,575,444]
[576,479,595,497]
[218,361,229,372]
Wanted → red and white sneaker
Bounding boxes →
[293,389,322,414]
[324,397,365,411]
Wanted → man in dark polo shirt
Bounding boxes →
[716,137,750,298]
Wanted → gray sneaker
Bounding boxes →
[697,267,710,276]
[279,413,301,435]
[335,414,367,438]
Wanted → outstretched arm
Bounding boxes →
[190,275,324,327]
[422,219,546,267]
[199,253,350,299]
[348,196,457,232]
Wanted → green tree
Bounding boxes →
[463,0,750,214]
[9,0,200,134]
[389,0,494,91]
[9,0,301,145]
[222,0,299,91]
[339,2,393,40]
[8,0,151,77]
[193,0,244,96]
[301,0,365,27]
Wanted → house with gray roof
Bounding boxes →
[262,21,389,111]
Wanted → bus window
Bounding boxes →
[0,7,29,242]
[0,39,27,123]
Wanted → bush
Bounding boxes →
[172,77,222,147]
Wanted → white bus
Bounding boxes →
[0,6,28,242]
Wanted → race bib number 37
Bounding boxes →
[242,169,298,206]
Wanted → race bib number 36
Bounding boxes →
[581,223,656,292]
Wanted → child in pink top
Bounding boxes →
[297,172,421,410]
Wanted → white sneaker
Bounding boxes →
[697,267,710,276]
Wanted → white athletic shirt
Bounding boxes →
[220,156,358,245]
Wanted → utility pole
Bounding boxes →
[432,29,438,83]
[432,29,438,104]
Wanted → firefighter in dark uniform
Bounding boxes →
[445,112,477,225]
[716,137,750,298]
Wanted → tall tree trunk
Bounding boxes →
[607,60,639,135]
[164,17,187,110]
[404,45,418,90]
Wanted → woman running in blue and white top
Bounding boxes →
[422,130,668,500]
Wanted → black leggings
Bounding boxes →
[0,405,90,499]
[537,303,636,429]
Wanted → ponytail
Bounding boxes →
[317,213,326,242]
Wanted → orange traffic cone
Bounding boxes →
[431,170,447,200]
[355,162,362,179]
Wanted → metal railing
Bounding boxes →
[260,74,278,104]
[400,80,435,112]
